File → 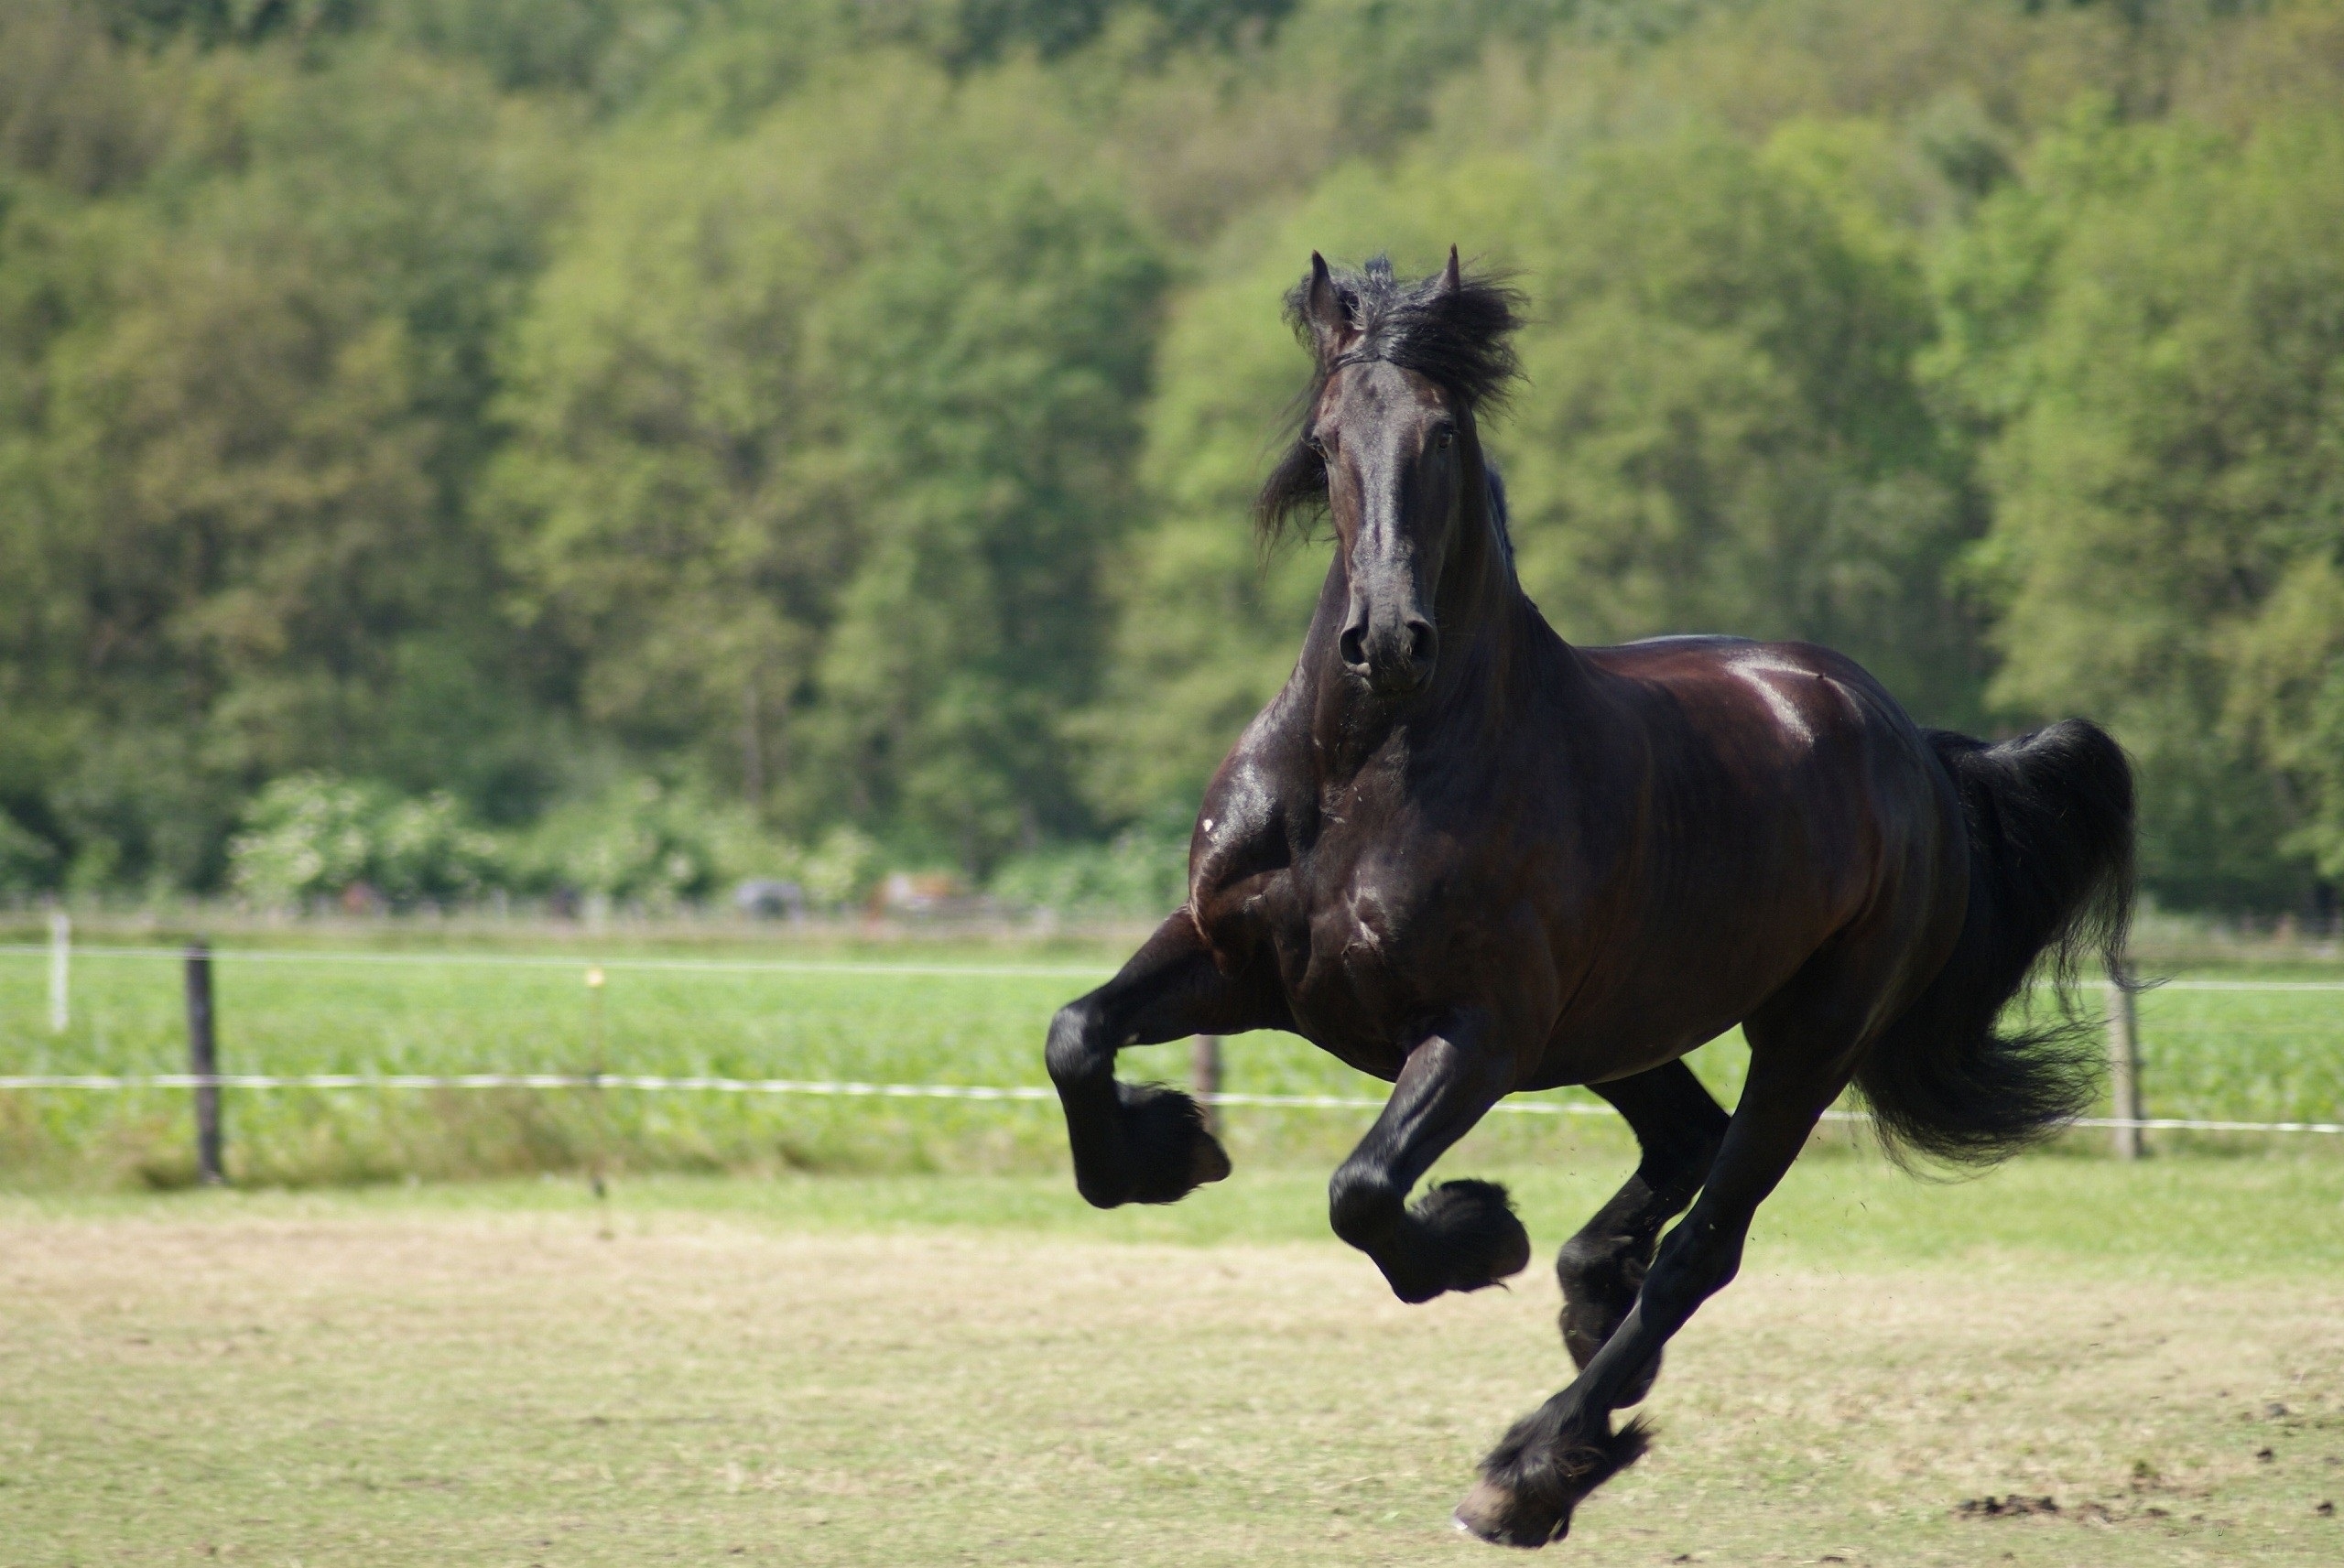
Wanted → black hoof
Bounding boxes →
[1108,1081,1230,1206]
[1384,1179,1531,1303]
[1460,1412,1652,1548]
[1454,1480,1554,1550]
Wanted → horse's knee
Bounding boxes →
[1328,1163,1402,1251]
[1046,999,1108,1085]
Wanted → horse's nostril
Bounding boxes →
[1340,626,1369,669]
[1407,621,1439,668]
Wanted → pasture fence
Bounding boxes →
[2106,969,2143,1159]
[3,936,2341,1183]
[184,943,222,1184]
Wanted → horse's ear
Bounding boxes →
[1300,252,1354,362]
[1438,245,1461,297]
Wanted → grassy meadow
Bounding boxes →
[0,924,2341,1186]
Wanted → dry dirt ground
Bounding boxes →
[3,1201,2341,1566]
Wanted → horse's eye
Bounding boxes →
[1435,429,1456,450]
[1307,434,1329,458]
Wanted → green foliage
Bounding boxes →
[513,776,744,902]
[1938,108,2344,905]
[801,137,1165,867]
[7,0,2344,909]
[505,775,878,904]
[1499,128,1976,724]
[0,812,60,892]
[989,816,1190,917]
[228,773,502,905]
[942,0,1297,67]
[494,58,1165,868]
[222,769,869,908]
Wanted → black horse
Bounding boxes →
[1047,252,2133,1547]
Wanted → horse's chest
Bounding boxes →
[1262,834,1464,1076]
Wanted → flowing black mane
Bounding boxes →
[1257,254,1525,544]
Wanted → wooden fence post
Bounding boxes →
[584,966,609,1205]
[47,910,69,1035]
[185,943,224,1184]
[2106,958,2142,1161]
[1192,1034,1222,1140]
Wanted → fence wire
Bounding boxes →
[4,943,2340,1138]
[0,1072,2335,1136]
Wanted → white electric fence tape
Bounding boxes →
[0,1072,2333,1134]
[4,946,2339,1134]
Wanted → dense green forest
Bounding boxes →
[4,0,2344,914]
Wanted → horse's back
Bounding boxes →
[1586,634,1911,733]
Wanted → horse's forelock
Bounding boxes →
[1257,254,1525,548]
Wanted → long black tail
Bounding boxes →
[1854,719,2136,1166]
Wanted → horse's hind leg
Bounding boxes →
[1557,1063,1729,1402]
[1047,914,1275,1209]
[1459,1014,1864,1548]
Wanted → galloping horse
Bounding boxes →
[1046,252,2133,1547]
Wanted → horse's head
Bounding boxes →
[1258,249,1524,698]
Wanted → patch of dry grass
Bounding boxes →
[3,1192,2339,1565]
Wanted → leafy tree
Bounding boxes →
[942,0,1295,67]
[0,1,178,197]
[4,0,2344,908]
[1938,108,2344,906]
[803,146,1164,866]
[497,59,1162,870]
[10,43,571,883]
[228,772,501,905]
[1499,128,1976,722]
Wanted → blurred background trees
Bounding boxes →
[5,0,2344,916]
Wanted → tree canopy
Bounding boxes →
[5,0,2344,913]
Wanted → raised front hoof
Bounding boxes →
[1385,1179,1533,1304]
[1075,1082,1230,1208]
[1459,1413,1652,1549]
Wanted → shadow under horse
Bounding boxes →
[1047,251,2135,1547]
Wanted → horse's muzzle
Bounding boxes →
[1340,613,1438,694]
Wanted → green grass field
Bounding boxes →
[4,1159,2341,1566]
[1,927,2341,1184]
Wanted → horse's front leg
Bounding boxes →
[1328,1019,1531,1304]
[1047,913,1271,1208]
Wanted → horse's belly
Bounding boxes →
[1521,903,1844,1090]
[1522,1012,1739,1090]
